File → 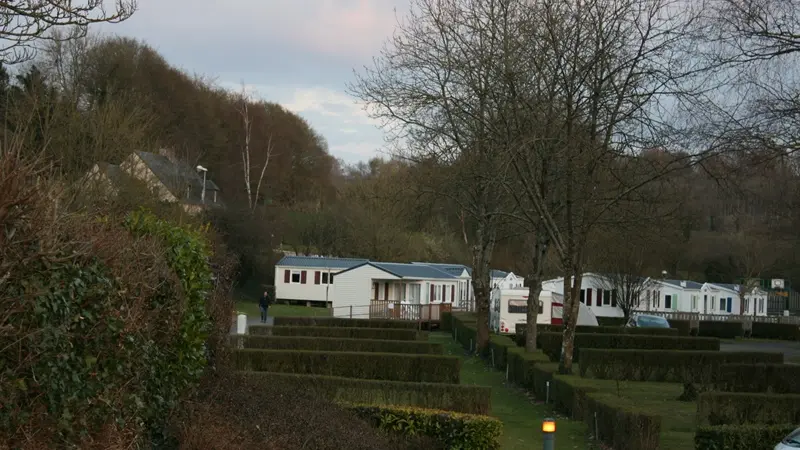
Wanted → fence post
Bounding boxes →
[349,305,353,319]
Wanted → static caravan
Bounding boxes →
[490,288,558,334]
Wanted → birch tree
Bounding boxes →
[237,85,273,212]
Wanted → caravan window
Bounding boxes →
[508,300,527,314]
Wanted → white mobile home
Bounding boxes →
[700,283,767,316]
[637,279,703,313]
[541,273,626,318]
[332,262,458,319]
[491,270,525,289]
[490,288,557,334]
[274,256,368,305]
[411,262,474,309]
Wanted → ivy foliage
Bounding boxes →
[1,209,214,447]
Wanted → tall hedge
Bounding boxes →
[232,349,460,383]
[234,335,443,354]
[538,332,720,361]
[250,325,425,341]
[716,363,800,394]
[348,405,502,450]
[695,425,797,450]
[272,316,422,330]
[579,349,784,383]
[514,323,679,338]
[697,321,744,339]
[238,372,491,414]
[697,392,800,426]
[751,322,800,341]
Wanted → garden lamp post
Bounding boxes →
[542,418,555,450]
[196,165,207,203]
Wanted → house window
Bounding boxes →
[291,271,302,284]
[587,288,593,306]
[508,300,527,314]
[603,290,611,306]
[596,288,603,307]
[719,298,725,311]
[665,295,672,309]
[727,297,733,313]
[744,298,749,313]
[691,295,698,311]
[758,297,764,313]
[580,289,585,304]
[321,272,333,284]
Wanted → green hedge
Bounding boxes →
[697,392,800,426]
[716,363,800,394]
[452,315,478,351]
[669,319,697,336]
[234,335,443,354]
[440,312,453,332]
[514,323,679,339]
[751,322,800,341]
[579,349,784,383]
[587,393,661,450]
[698,321,744,339]
[483,334,517,370]
[348,405,502,450]
[272,316,422,329]
[596,317,628,327]
[538,332,720,361]
[232,349,460,383]
[695,425,798,450]
[250,325,426,341]
[238,372,490,414]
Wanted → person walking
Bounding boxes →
[259,290,271,323]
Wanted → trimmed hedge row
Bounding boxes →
[698,321,744,339]
[695,425,798,450]
[697,392,800,426]
[514,323,679,338]
[751,322,800,341]
[596,316,627,327]
[234,335,443,354]
[716,363,800,394]
[238,371,490,414]
[440,311,453,332]
[579,349,784,383]
[451,314,661,450]
[272,316,422,330]
[348,404,502,450]
[250,325,427,341]
[232,349,460,383]
[668,319,696,336]
[538,332,720,361]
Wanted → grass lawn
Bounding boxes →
[429,332,594,450]
[235,301,331,318]
[543,364,696,450]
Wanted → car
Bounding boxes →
[625,314,671,329]
[776,427,800,449]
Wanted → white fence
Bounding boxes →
[633,309,800,325]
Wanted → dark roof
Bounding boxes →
[411,262,470,276]
[711,283,740,292]
[135,151,222,206]
[491,270,509,278]
[372,262,456,279]
[276,255,369,269]
[95,162,130,185]
[661,279,704,290]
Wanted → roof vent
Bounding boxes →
[680,281,687,288]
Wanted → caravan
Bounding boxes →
[490,287,599,334]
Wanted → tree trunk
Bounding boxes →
[525,281,542,352]
[559,269,583,374]
[472,266,491,354]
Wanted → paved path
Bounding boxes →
[229,314,273,334]
[719,339,800,363]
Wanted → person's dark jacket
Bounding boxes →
[259,293,271,309]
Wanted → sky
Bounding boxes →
[98,0,411,164]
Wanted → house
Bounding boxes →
[274,256,368,306]
[492,270,525,289]
[638,279,704,313]
[84,162,131,196]
[541,273,626,318]
[411,262,473,308]
[332,261,458,319]
[700,283,769,316]
[118,150,223,214]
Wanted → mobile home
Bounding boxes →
[490,288,558,334]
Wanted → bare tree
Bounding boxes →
[0,0,136,64]
[597,272,656,320]
[237,84,273,212]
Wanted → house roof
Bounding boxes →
[660,279,703,290]
[411,262,471,276]
[276,255,369,269]
[95,162,128,185]
[709,283,741,293]
[135,151,222,205]
[373,262,457,279]
[492,270,509,278]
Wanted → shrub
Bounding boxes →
[538,332,720,361]
[273,316,422,329]
[695,425,797,450]
[440,312,453,332]
[514,324,679,342]
[751,322,800,341]
[716,363,800,394]
[175,373,432,450]
[232,349,460,383]
[698,321,744,339]
[251,325,426,341]
[235,335,443,354]
[348,405,502,450]
[697,392,800,426]
[451,315,478,351]
[669,319,697,336]
[483,334,517,370]
[238,371,491,414]
[596,317,628,327]
[579,349,784,383]
[505,347,551,390]
[586,393,661,450]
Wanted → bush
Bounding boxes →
[596,317,628,327]
[348,405,502,450]
[237,372,490,414]
[483,334,517,370]
[451,315,478,351]
[586,393,661,450]
[273,316,422,330]
[175,373,432,450]
[232,349,460,383]
[251,325,426,341]
[505,347,551,390]
[698,321,744,339]
[514,324,679,341]
[440,312,453,332]
[579,349,784,383]
[695,425,798,450]
[751,322,800,341]
[716,363,800,394]
[697,392,800,426]
[235,335,443,354]
[669,319,697,336]
[538,332,720,361]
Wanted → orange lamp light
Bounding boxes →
[542,419,556,433]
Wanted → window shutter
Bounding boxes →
[314,271,320,284]
[451,285,455,302]
[284,270,290,283]
[596,289,603,307]
[587,288,593,307]
[611,290,618,307]
[301,271,307,284]
[384,283,389,300]
[430,284,435,302]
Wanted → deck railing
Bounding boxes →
[632,309,800,325]
[329,301,452,321]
